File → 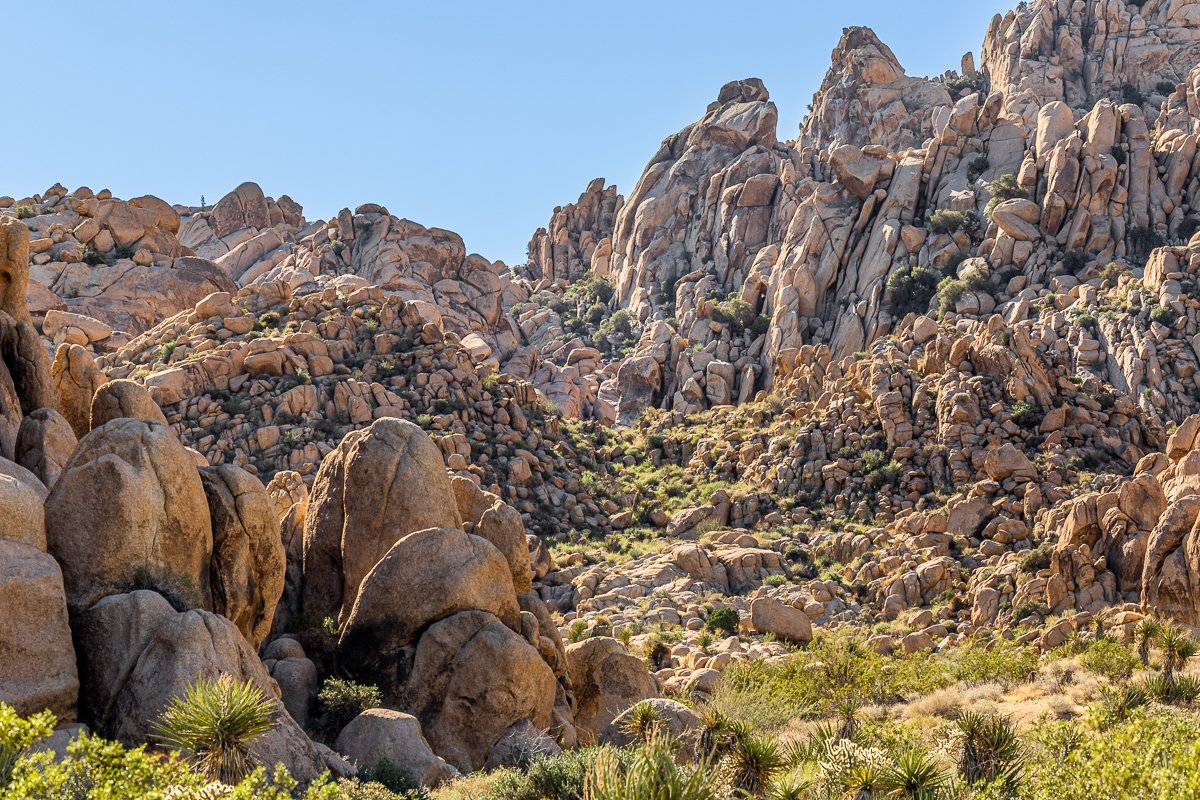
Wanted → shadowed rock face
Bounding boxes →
[0,217,57,460]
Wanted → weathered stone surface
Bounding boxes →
[51,344,107,439]
[302,418,462,621]
[0,539,78,721]
[73,591,324,780]
[338,528,520,672]
[90,379,169,428]
[44,419,212,610]
[565,637,657,740]
[14,409,76,490]
[403,610,557,773]
[200,464,285,649]
[749,596,813,643]
[335,709,459,787]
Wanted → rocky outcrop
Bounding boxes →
[335,709,459,787]
[0,539,78,721]
[44,419,213,611]
[51,344,107,438]
[301,418,462,622]
[73,590,325,780]
[523,178,620,285]
[337,528,521,673]
[403,610,557,773]
[564,636,656,741]
[200,464,285,649]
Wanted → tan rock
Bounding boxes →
[51,344,108,438]
[565,637,657,740]
[338,528,520,672]
[14,409,76,490]
[403,610,557,773]
[89,379,169,428]
[335,709,459,787]
[749,596,813,643]
[0,539,78,721]
[302,418,462,621]
[44,419,213,611]
[200,465,285,649]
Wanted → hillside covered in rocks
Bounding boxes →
[6,0,1200,798]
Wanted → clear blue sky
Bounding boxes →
[4,1,1002,265]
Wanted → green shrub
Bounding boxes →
[584,738,718,800]
[358,758,425,796]
[967,155,990,183]
[706,607,740,635]
[0,704,53,788]
[1121,83,1146,105]
[936,262,990,313]
[1150,304,1178,327]
[885,265,939,316]
[486,747,621,800]
[13,205,34,219]
[1079,638,1140,682]
[930,209,966,234]
[1024,713,1200,799]
[711,295,758,334]
[986,173,1028,216]
[154,674,276,783]
[1010,401,1040,427]
[1018,544,1053,574]
[949,644,1039,688]
[313,678,382,744]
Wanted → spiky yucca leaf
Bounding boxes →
[880,748,949,799]
[155,674,275,784]
[622,701,667,745]
[728,731,787,796]
[584,736,718,800]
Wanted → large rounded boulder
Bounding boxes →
[89,379,169,429]
[44,418,213,611]
[403,610,557,773]
[200,465,286,649]
[0,539,79,720]
[452,476,533,593]
[51,343,107,439]
[15,408,77,490]
[566,637,657,741]
[73,590,325,780]
[302,418,462,621]
[337,528,520,672]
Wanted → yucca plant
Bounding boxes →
[1095,682,1148,726]
[1141,672,1200,705]
[155,674,276,783]
[1133,618,1163,667]
[1157,622,1198,683]
[765,772,813,800]
[728,731,787,797]
[881,749,949,799]
[699,708,739,759]
[783,720,839,767]
[956,712,1022,788]
[834,699,861,741]
[622,701,667,746]
[842,761,887,800]
[584,736,717,800]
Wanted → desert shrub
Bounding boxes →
[1019,544,1053,574]
[0,705,53,788]
[357,759,425,796]
[706,607,740,635]
[1121,83,1146,105]
[1176,215,1200,242]
[1012,600,1049,621]
[1023,713,1200,799]
[1079,638,1140,682]
[154,674,275,783]
[986,173,1028,216]
[312,678,382,744]
[1010,401,1040,427]
[930,209,966,234]
[943,72,984,99]
[129,565,202,612]
[885,265,939,315]
[1157,79,1178,95]
[936,262,990,313]
[13,205,34,219]
[1150,304,1178,327]
[763,574,788,587]
[486,747,623,800]
[956,711,1023,787]
[711,295,758,334]
[1063,250,1090,272]
[949,644,1039,687]
[583,737,718,800]
[1129,224,1164,260]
